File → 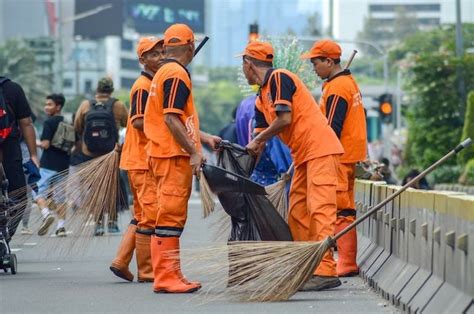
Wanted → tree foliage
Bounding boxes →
[0,39,50,116]
[401,24,474,183]
[193,80,242,135]
[459,91,474,165]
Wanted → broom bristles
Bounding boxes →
[264,174,290,221]
[210,205,231,242]
[178,237,335,302]
[199,174,216,218]
[5,150,124,256]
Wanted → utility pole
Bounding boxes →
[55,0,63,92]
[455,0,466,114]
[54,3,112,93]
[328,0,334,37]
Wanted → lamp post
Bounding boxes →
[54,3,112,92]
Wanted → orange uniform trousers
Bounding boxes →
[148,156,192,228]
[128,170,159,230]
[336,162,356,221]
[287,154,339,277]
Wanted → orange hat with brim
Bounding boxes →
[236,41,274,62]
[136,37,163,58]
[164,24,195,47]
[300,39,341,59]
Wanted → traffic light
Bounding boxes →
[249,23,259,42]
[378,93,393,124]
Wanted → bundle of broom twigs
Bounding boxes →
[8,149,123,255]
[177,138,472,302]
[264,163,294,221]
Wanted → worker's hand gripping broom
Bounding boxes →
[185,138,471,302]
[267,50,358,220]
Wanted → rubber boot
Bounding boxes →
[135,232,154,282]
[335,217,359,277]
[109,223,136,282]
[151,235,201,293]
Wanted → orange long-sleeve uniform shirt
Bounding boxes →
[319,69,367,212]
[319,69,367,164]
[119,71,158,230]
[255,68,343,277]
[144,60,201,234]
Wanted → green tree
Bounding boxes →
[0,39,50,115]
[401,25,474,183]
[458,91,474,165]
[389,24,474,63]
[193,80,242,135]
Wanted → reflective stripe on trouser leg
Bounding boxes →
[155,226,183,238]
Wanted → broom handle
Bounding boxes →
[194,36,209,56]
[286,163,294,175]
[344,50,357,70]
[334,138,473,241]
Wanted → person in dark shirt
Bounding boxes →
[34,93,70,237]
[218,106,238,143]
[0,77,38,241]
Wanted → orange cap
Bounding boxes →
[136,37,163,58]
[300,39,341,59]
[164,24,195,47]
[236,41,274,62]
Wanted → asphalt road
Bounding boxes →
[2,198,397,313]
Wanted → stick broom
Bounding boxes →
[182,138,472,302]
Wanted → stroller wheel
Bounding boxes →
[9,254,17,274]
[1,254,17,274]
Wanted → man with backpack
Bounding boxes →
[72,77,128,235]
[0,76,38,241]
[35,93,73,237]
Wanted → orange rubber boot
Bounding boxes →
[151,236,201,293]
[110,223,136,282]
[335,217,359,277]
[135,232,154,282]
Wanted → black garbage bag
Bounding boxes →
[202,164,266,195]
[211,141,292,241]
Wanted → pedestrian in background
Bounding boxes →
[71,77,128,236]
[35,93,70,237]
[0,76,38,241]
[235,95,292,186]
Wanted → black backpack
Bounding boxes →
[83,98,118,154]
[0,77,14,144]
